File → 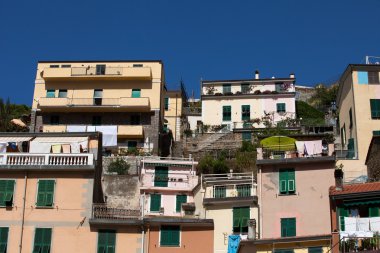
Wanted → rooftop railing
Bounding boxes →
[202,172,255,184]
[92,203,141,220]
[0,153,94,166]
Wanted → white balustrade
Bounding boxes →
[0,153,94,166]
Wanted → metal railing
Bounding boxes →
[38,97,150,107]
[259,145,333,160]
[92,203,141,220]
[208,183,256,199]
[71,67,123,76]
[202,172,254,184]
[0,153,94,166]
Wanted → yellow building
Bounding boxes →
[336,64,380,181]
[164,90,184,141]
[31,60,166,155]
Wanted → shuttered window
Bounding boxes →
[0,180,15,207]
[233,206,250,233]
[58,89,67,98]
[160,225,180,247]
[150,194,161,212]
[281,218,296,237]
[0,227,8,253]
[370,99,380,119]
[223,84,231,94]
[132,89,141,98]
[154,166,168,187]
[347,138,355,159]
[36,180,55,207]
[176,195,187,213]
[279,169,295,195]
[308,247,323,253]
[165,97,169,111]
[241,83,250,94]
[223,106,231,121]
[97,230,116,253]
[241,105,250,121]
[338,207,349,231]
[214,186,226,198]
[373,130,380,136]
[277,103,286,113]
[33,228,52,253]
[236,185,251,197]
[369,206,380,217]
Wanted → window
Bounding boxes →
[281,218,296,237]
[132,89,141,98]
[150,194,161,212]
[50,115,60,125]
[277,103,286,113]
[373,130,380,136]
[369,206,380,217]
[164,97,169,111]
[131,115,141,125]
[154,166,168,187]
[233,206,249,233]
[33,228,52,252]
[36,180,55,207]
[133,64,143,67]
[97,230,116,253]
[163,124,168,133]
[236,184,251,197]
[49,65,59,68]
[357,71,369,84]
[241,83,250,94]
[279,169,295,195]
[223,84,231,94]
[96,65,106,75]
[370,99,380,119]
[58,89,67,98]
[61,64,71,68]
[214,186,226,198]
[368,71,379,84]
[275,82,284,92]
[222,106,231,121]
[46,90,55,98]
[308,247,323,253]
[338,207,349,231]
[349,108,353,129]
[0,180,15,207]
[92,116,102,126]
[242,105,250,121]
[127,141,137,149]
[94,89,103,106]
[0,227,8,252]
[176,195,187,212]
[347,138,355,159]
[242,132,251,141]
[160,225,180,247]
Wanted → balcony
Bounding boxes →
[92,203,141,220]
[118,125,143,137]
[43,66,152,80]
[140,172,198,191]
[0,153,94,166]
[37,97,150,111]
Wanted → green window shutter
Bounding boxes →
[369,207,380,217]
[277,103,286,113]
[164,97,169,111]
[160,226,180,246]
[373,130,380,136]
[223,106,231,121]
[281,218,287,237]
[97,230,116,253]
[176,195,187,212]
[241,83,249,93]
[154,166,168,187]
[349,108,353,129]
[33,228,52,253]
[241,105,250,121]
[281,218,296,237]
[0,227,9,253]
[150,194,161,212]
[132,89,141,98]
[308,247,323,253]
[241,207,250,233]
[233,207,241,232]
[347,138,355,159]
[223,84,231,94]
[237,185,251,197]
[37,180,55,207]
[338,207,349,231]
[287,169,295,193]
[370,99,380,119]
[279,170,288,194]
[214,186,226,198]
[46,90,55,98]
[0,180,15,206]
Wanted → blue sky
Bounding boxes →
[1,0,380,105]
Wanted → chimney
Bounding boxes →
[248,219,257,240]
[290,73,295,79]
[334,168,344,191]
[255,70,260,79]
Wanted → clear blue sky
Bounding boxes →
[1,0,380,105]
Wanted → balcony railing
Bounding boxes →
[92,203,141,220]
[206,183,256,199]
[140,173,198,190]
[258,145,334,160]
[0,153,94,166]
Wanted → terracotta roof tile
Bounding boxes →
[329,182,380,196]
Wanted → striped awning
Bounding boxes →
[343,199,380,206]
[0,136,34,142]
[31,136,88,143]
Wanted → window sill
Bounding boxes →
[278,193,297,196]
[160,245,181,248]
[35,206,54,209]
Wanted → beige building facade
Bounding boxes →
[336,64,380,181]
[31,60,166,155]
[164,90,183,141]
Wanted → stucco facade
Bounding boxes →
[31,60,166,155]
[164,90,183,141]
[336,64,380,181]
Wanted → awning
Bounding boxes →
[31,136,88,143]
[343,199,380,206]
[0,136,34,142]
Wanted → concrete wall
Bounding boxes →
[147,225,214,253]
[258,162,335,239]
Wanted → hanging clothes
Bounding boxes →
[51,144,62,153]
[0,142,7,153]
[61,144,71,153]
[7,142,18,152]
[67,125,87,132]
[227,235,241,253]
[295,141,305,156]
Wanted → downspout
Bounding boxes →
[141,226,145,253]
[19,171,28,253]
[259,166,263,239]
[141,193,145,253]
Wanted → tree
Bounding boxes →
[0,98,11,132]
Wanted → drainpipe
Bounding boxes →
[141,226,145,253]
[19,172,28,253]
[259,166,263,239]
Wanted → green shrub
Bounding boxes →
[108,158,130,175]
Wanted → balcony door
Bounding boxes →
[94,89,103,106]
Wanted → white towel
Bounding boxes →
[94,126,117,147]
[295,141,305,155]
[357,217,370,231]
[370,217,380,232]
[344,217,357,231]
[67,125,87,132]
[29,142,52,153]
